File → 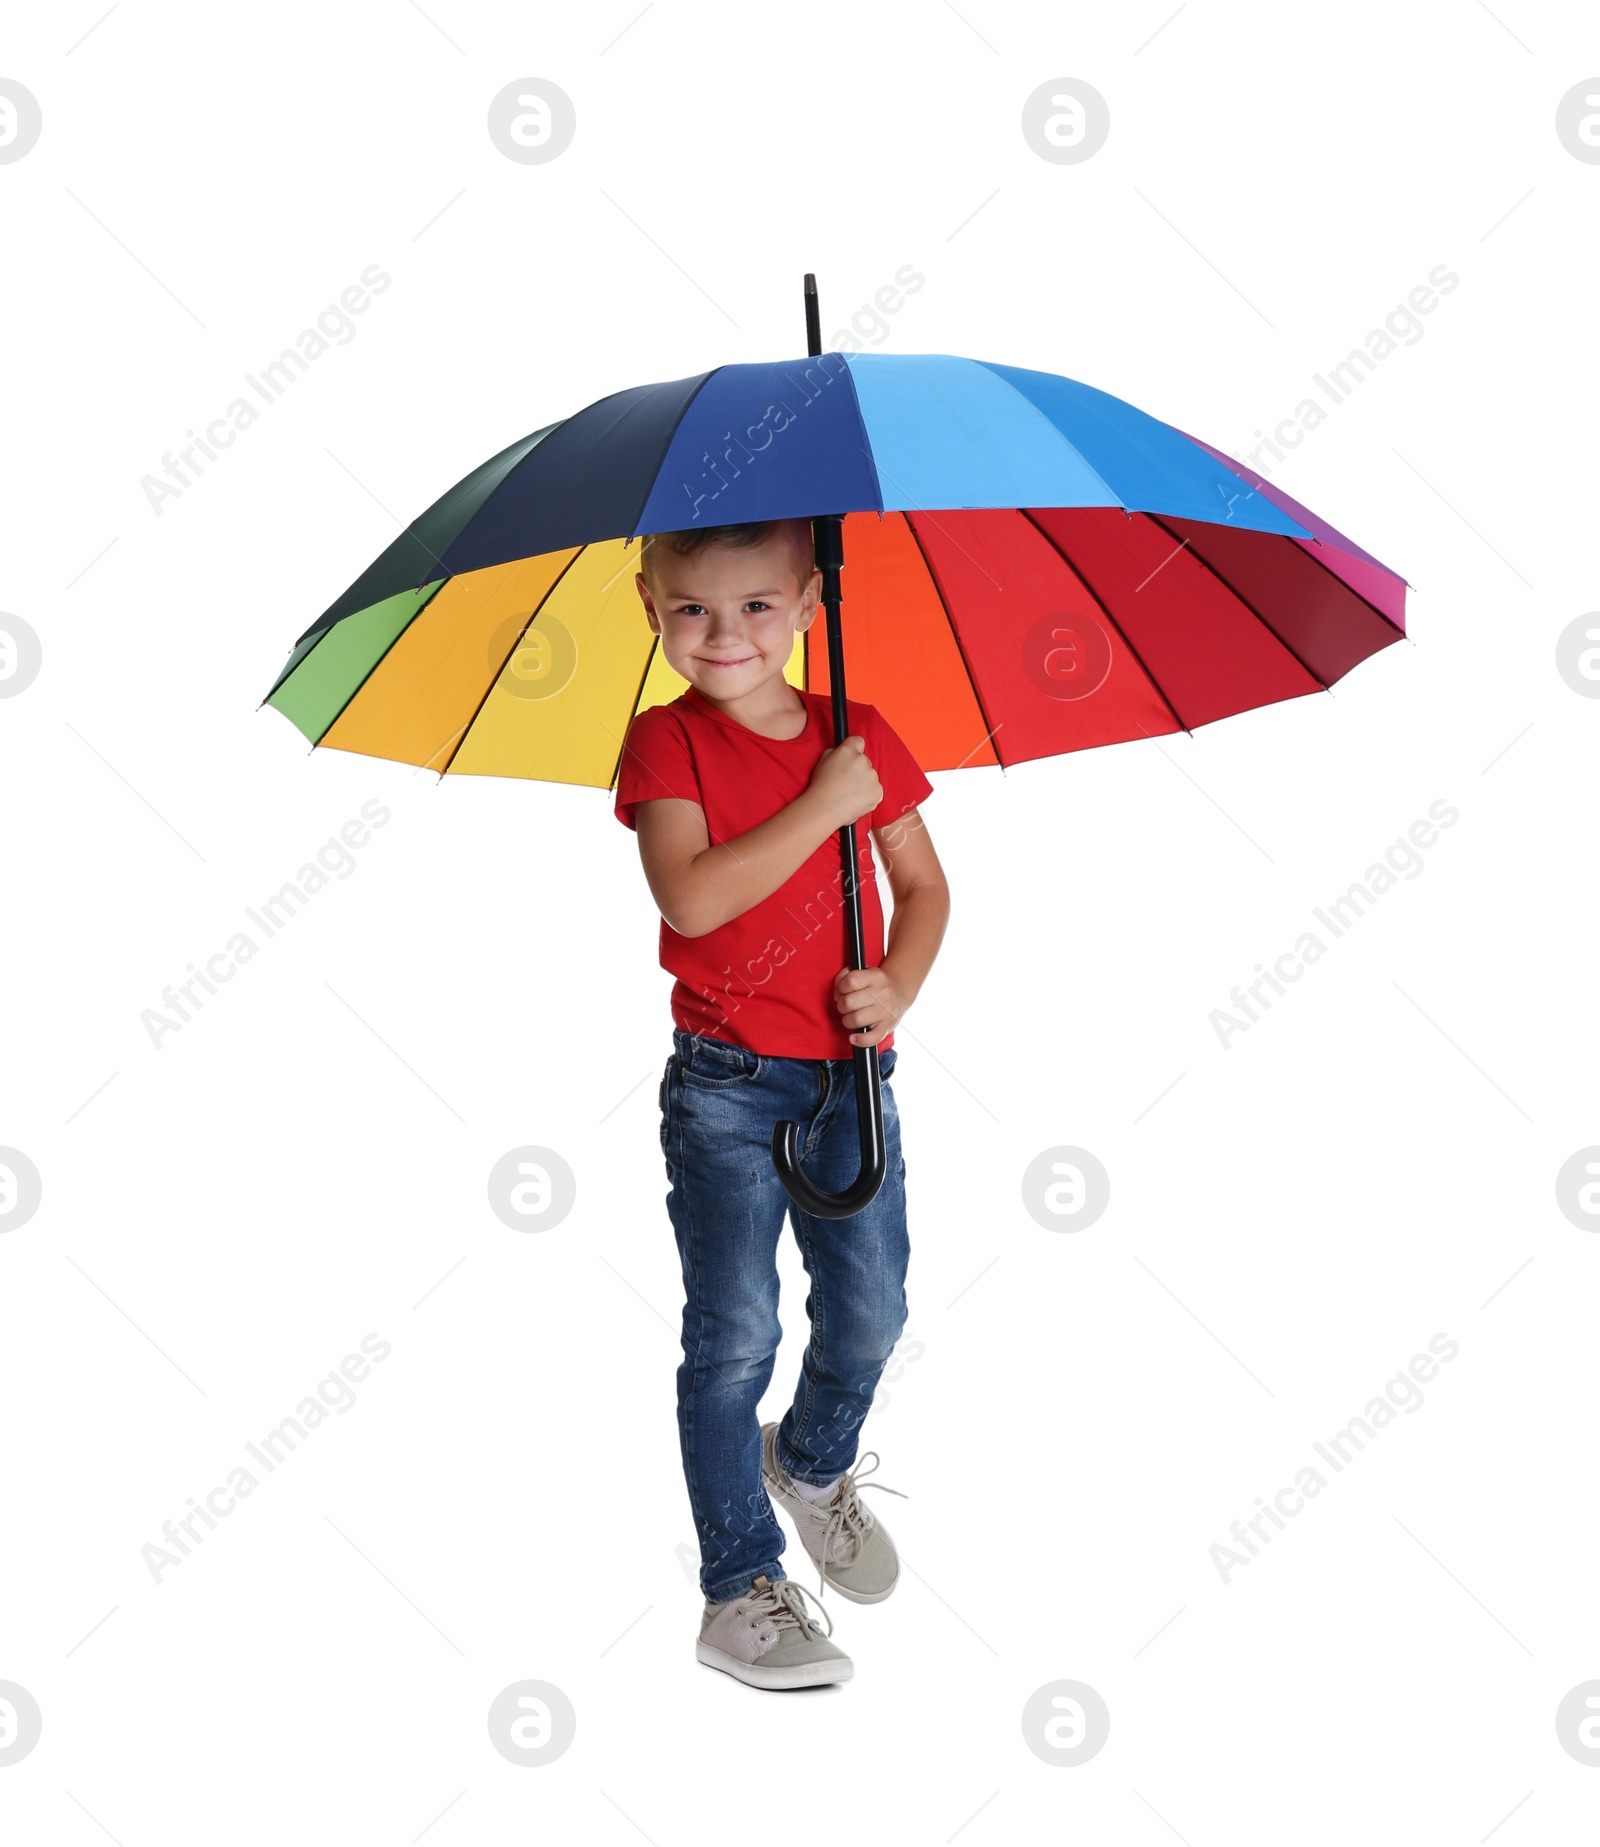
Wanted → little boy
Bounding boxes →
[613,517,950,1689]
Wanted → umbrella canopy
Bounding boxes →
[265,295,1410,1220]
[262,352,1407,789]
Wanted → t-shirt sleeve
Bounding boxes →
[614,706,702,831]
[863,705,933,835]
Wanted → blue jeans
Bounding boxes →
[659,1028,910,1603]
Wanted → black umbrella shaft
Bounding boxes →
[814,510,866,973]
[807,279,864,970]
[768,276,888,1220]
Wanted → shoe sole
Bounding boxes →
[696,1640,853,1688]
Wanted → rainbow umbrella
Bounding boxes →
[264,277,1407,1217]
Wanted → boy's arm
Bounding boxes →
[633,733,882,938]
[834,808,951,1046]
[634,785,840,939]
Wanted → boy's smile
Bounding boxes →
[636,528,821,734]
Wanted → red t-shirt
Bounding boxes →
[614,685,933,1058]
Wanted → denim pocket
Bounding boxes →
[678,1035,763,1089]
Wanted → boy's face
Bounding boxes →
[635,530,821,703]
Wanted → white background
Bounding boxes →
[2,1,1597,1839]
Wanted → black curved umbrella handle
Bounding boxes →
[769,808,890,1221]
[772,1023,887,1220]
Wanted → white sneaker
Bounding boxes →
[696,1573,853,1689]
[760,1422,907,1603]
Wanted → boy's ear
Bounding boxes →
[797,564,822,620]
[635,571,660,632]
[793,569,822,633]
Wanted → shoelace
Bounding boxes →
[741,1573,834,1640]
[806,1451,908,1599]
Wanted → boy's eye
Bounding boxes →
[671,601,772,615]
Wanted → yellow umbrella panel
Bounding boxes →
[266,536,805,787]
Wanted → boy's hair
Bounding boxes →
[638,518,817,597]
